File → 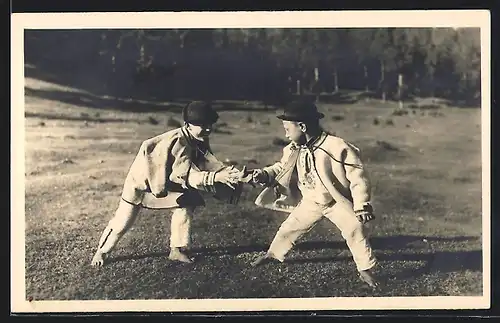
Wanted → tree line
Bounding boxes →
[25,28,481,105]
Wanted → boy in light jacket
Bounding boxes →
[91,101,244,266]
[249,100,380,288]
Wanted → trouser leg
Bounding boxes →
[97,199,140,254]
[323,203,377,271]
[169,207,194,248]
[267,202,324,261]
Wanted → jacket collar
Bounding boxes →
[292,131,327,151]
[180,126,212,163]
[181,126,210,149]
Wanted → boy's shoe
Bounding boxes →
[168,248,194,263]
[91,250,107,267]
[359,269,380,289]
[251,252,281,267]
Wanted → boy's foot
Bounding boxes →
[251,252,280,267]
[91,250,107,267]
[359,269,380,289]
[168,248,194,263]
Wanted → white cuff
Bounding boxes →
[202,171,217,193]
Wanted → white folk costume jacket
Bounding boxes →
[121,126,239,209]
[255,132,372,215]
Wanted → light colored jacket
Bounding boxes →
[121,126,236,209]
[255,132,372,215]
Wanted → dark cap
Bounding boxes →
[182,101,219,126]
[276,100,325,122]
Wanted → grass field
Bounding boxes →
[22,77,483,301]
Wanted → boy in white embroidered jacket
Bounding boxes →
[91,101,244,267]
[248,100,380,288]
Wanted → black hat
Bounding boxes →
[182,101,219,125]
[276,100,325,122]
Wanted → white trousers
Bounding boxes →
[97,199,194,254]
[267,201,377,271]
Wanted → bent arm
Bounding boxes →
[169,139,219,193]
[343,142,372,211]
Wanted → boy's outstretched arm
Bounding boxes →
[247,144,294,186]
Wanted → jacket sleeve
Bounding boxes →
[168,138,219,193]
[262,144,293,183]
[342,141,372,211]
[142,139,170,198]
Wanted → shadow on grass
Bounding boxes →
[25,87,184,113]
[108,235,481,278]
[287,250,481,274]
[25,87,275,114]
[108,245,269,264]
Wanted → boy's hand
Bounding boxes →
[355,210,375,224]
[252,169,269,185]
[355,204,375,224]
[239,166,255,187]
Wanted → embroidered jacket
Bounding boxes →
[255,132,373,215]
[121,126,237,209]
[296,143,334,206]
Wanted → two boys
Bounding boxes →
[90,100,379,288]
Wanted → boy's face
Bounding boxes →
[282,120,306,144]
[187,123,213,140]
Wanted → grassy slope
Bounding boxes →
[23,78,483,300]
